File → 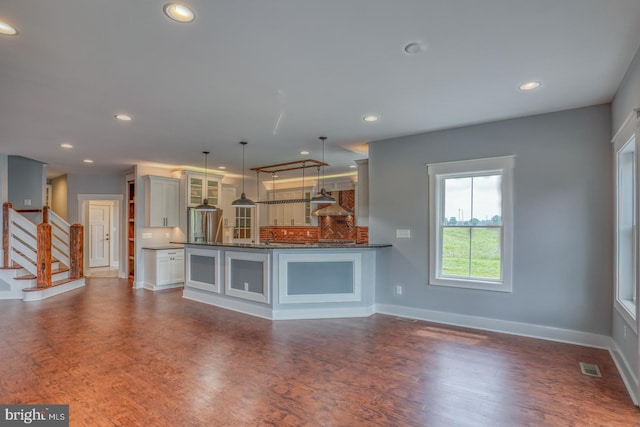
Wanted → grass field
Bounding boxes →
[442,227,501,279]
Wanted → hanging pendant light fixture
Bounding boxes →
[232,141,256,207]
[195,151,218,210]
[311,136,336,204]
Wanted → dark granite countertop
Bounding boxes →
[172,241,391,249]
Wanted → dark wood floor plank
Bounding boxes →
[0,278,638,426]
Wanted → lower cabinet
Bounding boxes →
[143,248,184,290]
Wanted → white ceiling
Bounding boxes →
[1,0,640,179]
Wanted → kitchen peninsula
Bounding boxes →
[180,241,390,320]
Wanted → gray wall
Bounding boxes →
[51,174,68,220]
[369,104,612,335]
[611,45,640,393]
[66,173,125,223]
[7,155,46,210]
[613,46,640,133]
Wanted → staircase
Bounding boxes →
[1,203,85,301]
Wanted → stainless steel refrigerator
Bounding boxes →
[187,207,223,243]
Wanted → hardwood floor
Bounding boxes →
[0,278,637,426]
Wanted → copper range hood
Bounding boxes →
[312,191,353,217]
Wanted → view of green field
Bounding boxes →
[441,227,501,279]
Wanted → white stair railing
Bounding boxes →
[7,208,38,276]
[49,209,70,269]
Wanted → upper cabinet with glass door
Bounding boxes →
[182,171,223,208]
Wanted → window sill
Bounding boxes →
[429,277,512,293]
[615,299,637,332]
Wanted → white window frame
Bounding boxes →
[427,155,514,292]
[613,110,640,330]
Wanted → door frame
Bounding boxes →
[78,194,124,278]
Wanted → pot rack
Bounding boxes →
[250,159,328,205]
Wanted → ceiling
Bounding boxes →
[1,1,640,179]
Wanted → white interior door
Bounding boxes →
[89,203,110,267]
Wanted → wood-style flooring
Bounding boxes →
[0,278,638,426]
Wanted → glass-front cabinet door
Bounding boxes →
[186,172,221,207]
[189,176,203,206]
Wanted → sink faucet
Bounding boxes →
[265,231,275,244]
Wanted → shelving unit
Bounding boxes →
[128,179,135,286]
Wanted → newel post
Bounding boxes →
[69,224,83,279]
[3,202,12,268]
[42,206,49,224]
[37,222,52,288]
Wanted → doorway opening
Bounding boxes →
[78,195,122,278]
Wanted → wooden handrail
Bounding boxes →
[14,209,43,213]
[3,202,10,267]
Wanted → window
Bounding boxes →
[614,110,639,325]
[428,156,514,292]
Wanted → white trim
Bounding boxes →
[611,109,640,144]
[183,287,273,320]
[609,339,639,405]
[375,303,611,349]
[278,252,362,304]
[427,155,514,292]
[225,251,270,303]
[273,305,375,320]
[185,247,221,293]
[22,278,85,302]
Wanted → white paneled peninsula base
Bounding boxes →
[180,242,391,320]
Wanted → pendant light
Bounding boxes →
[232,141,256,207]
[195,151,217,210]
[311,136,336,204]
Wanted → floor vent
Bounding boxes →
[395,317,417,323]
[579,362,602,377]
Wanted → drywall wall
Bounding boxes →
[51,174,68,220]
[369,104,612,336]
[611,43,640,402]
[7,155,46,210]
[66,173,125,224]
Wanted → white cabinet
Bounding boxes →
[145,175,179,227]
[143,248,184,290]
[183,171,222,208]
[268,189,312,226]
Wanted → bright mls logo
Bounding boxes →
[0,405,68,426]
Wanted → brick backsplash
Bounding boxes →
[259,225,368,244]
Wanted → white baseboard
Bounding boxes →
[22,279,85,302]
[273,305,375,320]
[375,303,612,349]
[182,287,273,320]
[609,340,639,405]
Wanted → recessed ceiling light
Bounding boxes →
[115,114,132,121]
[519,81,541,91]
[403,41,427,55]
[363,115,380,122]
[349,165,357,169]
[60,143,73,149]
[218,166,227,170]
[163,3,195,23]
[300,150,310,155]
[83,159,94,163]
[0,20,18,36]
